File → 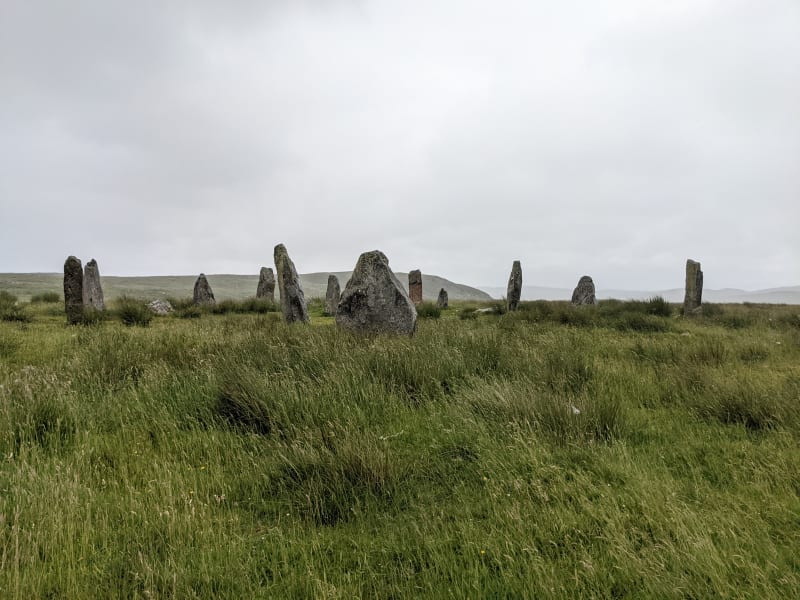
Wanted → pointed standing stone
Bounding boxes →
[437,288,448,309]
[683,259,703,316]
[324,274,341,316]
[408,269,423,304]
[336,250,416,335]
[193,274,216,305]
[63,255,84,324]
[507,260,522,312]
[571,276,596,305]
[274,244,309,323]
[82,259,106,311]
[256,267,275,301]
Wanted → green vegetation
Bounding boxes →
[416,301,442,319]
[0,298,798,598]
[30,291,61,303]
[0,291,31,323]
[115,296,154,327]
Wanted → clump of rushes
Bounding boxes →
[115,296,153,326]
[416,301,441,319]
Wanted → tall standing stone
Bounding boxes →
[683,259,703,316]
[193,274,216,306]
[324,274,340,316]
[63,255,84,324]
[256,267,275,301]
[408,269,423,304]
[437,288,449,309]
[571,276,596,305]
[82,259,105,311]
[507,260,522,312]
[336,250,417,335]
[274,244,309,323]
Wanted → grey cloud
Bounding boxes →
[1,1,797,290]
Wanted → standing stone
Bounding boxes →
[683,259,703,316]
[408,269,423,304]
[82,259,105,311]
[571,276,596,305]
[63,255,84,324]
[507,260,522,312]
[256,267,275,301]
[336,250,417,335]
[324,274,341,316]
[193,274,216,306]
[274,244,309,323]
[437,288,449,309]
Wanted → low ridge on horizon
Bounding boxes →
[0,271,492,303]
[2,271,799,305]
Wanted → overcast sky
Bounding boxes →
[1,1,798,290]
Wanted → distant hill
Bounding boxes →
[0,272,492,302]
[479,285,800,305]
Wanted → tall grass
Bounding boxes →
[0,302,798,597]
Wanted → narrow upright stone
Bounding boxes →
[507,260,522,312]
[571,276,596,305]
[63,255,84,324]
[683,259,703,316]
[408,269,423,304]
[324,274,341,316]
[193,274,216,306]
[274,244,309,323]
[256,267,275,301]
[336,250,416,335]
[82,259,105,311]
[437,288,449,309]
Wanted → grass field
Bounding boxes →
[0,294,798,598]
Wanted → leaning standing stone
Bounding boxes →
[82,259,106,311]
[571,276,596,305]
[683,259,703,316]
[274,244,309,323]
[256,267,275,301]
[193,273,216,306]
[324,274,340,316]
[408,269,423,304]
[63,255,84,324]
[507,260,522,312]
[336,250,416,335]
[437,288,448,309]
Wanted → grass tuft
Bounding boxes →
[115,296,153,326]
[416,301,441,319]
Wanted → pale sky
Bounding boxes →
[1,0,798,290]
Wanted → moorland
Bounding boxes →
[0,293,798,598]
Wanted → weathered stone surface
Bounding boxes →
[63,255,84,324]
[507,260,522,312]
[408,269,423,304]
[274,244,309,323]
[336,250,417,335]
[683,259,703,316]
[571,275,596,305]
[82,259,105,311]
[324,274,340,316]
[437,288,448,309]
[193,274,216,305]
[147,299,174,315]
[256,267,275,301]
